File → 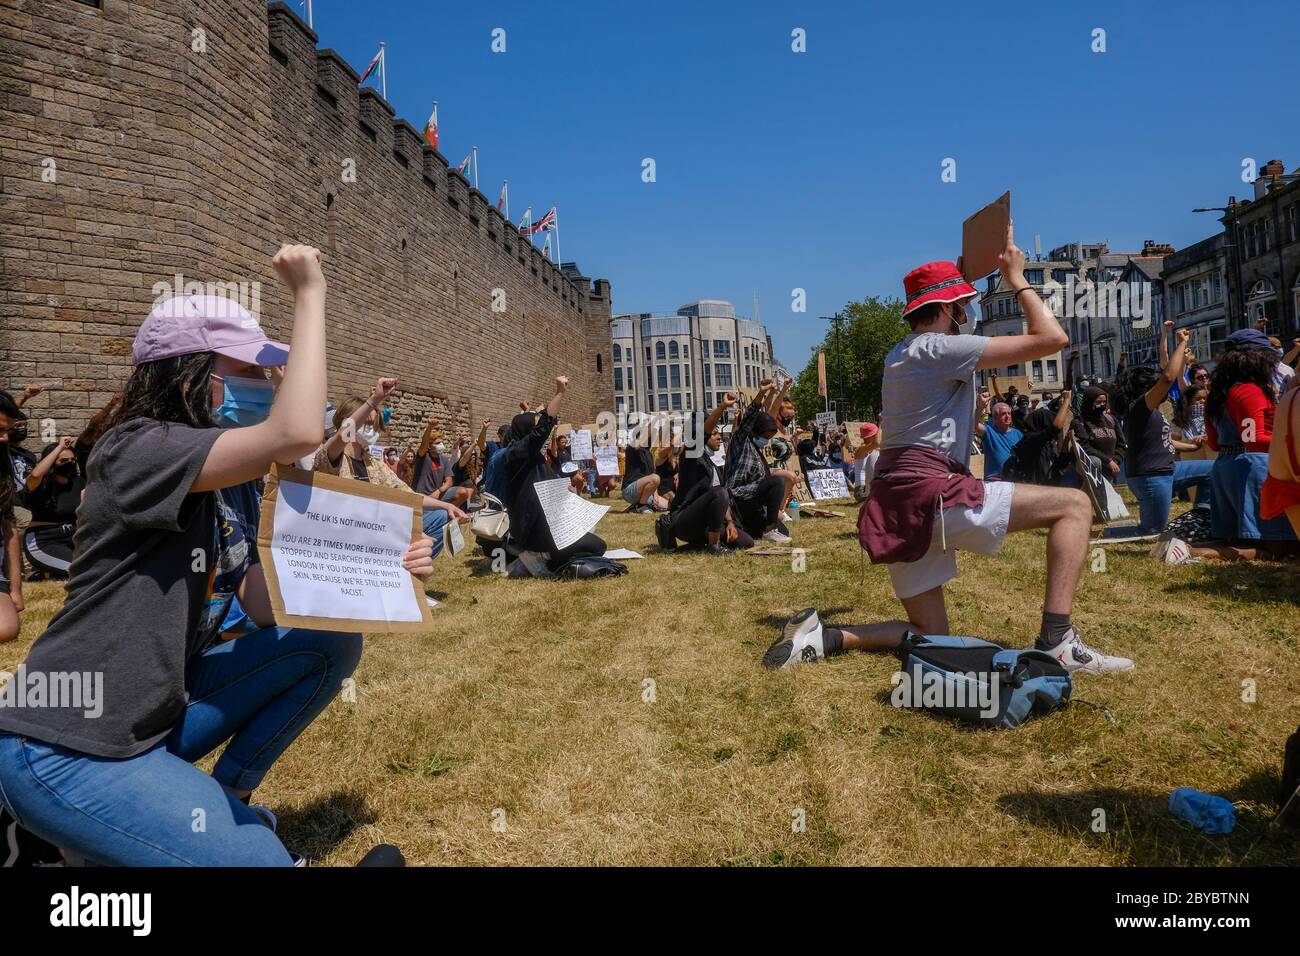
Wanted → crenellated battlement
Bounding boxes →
[265,2,599,309]
[0,0,614,431]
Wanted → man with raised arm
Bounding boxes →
[765,225,1133,674]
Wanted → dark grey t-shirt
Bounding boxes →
[0,419,220,758]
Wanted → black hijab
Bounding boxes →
[1082,385,1108,422]
[509,412,537,443]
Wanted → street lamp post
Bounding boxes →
[1193,203,1246,330]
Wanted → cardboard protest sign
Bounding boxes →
[815,411,837,432]
[968,452,985,480]
[989,374,1032,401]
[842,422,871,453]
[256,465,434,633]
[806,468,850,500]
[961,191,1011,281]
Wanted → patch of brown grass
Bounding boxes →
[4,501,1298,865]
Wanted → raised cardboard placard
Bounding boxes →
[257,465,434,633]
[962,191,1011,281]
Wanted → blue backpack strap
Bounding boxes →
[920,635,1003,650]
[991,649,1025,686]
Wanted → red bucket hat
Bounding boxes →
[901,261,978,318]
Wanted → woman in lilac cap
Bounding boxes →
[0,246,431,865]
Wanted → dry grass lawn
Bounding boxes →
[4,499,1299,866]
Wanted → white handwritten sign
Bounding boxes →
[595,445,620,476]
[570,428,594,460]
[534,477,608,550]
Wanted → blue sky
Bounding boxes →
[302,0,1299,373]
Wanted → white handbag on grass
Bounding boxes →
[468,492,509,542]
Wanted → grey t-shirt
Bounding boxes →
[879,332,989,468]
[0,419,221,758]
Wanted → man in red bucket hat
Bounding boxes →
[766,224,1133,674]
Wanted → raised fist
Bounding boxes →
[272,244,325,295]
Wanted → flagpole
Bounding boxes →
[380,43,387,100]
[305,0,313,29]
[504,180,510,221]
[554,205,561,267]
[471,146,478,191]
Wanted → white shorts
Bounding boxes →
[886,480,1015,600]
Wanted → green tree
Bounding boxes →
[788,297,908,425]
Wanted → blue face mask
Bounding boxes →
[212,374,274,427]
[381,406,393,425]
[753,436,771,448]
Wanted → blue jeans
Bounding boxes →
[1125,472,1175,534]
[1173,459,1214,508]
[0,625,361,865]
[422,508,449,557]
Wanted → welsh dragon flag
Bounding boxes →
[422,104,439,149]
[358,47,383,86]
[454,155,471,179]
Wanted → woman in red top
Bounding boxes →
[1205,329,1298,555]
[1262,380,1300,539]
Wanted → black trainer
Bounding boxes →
[654,513,677,551]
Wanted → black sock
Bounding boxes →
[1037,612,1072,649]
[822,626,845,656]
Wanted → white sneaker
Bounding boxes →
[762,608,825,669]
[762,528,792,544]
[1150,536,1194,564]
[1044,628,1134,674]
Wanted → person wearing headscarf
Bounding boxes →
[500,376,606,573]
[1071,385,1127,482]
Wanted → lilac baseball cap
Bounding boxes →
[132,294,289,366]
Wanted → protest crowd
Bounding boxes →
[2,229,1299,867]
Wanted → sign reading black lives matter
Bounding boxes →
[806,468,850,500]
[256,465,434,633]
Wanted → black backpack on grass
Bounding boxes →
[552,555,629,580]
[894,632,1073,729]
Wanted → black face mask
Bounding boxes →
[9,428,27,445]
[55,462,78,479]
